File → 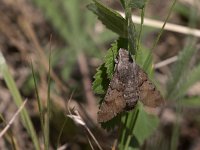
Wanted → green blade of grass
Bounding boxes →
[175,62,200,99]
[136,6,146,61]
[143,0,177,71]
[31,61,45,144]
[56,118,68,149]
[0,52,40,150]
[45,50,51,150]
[166,37,197,100]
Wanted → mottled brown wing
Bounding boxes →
[97,88,126,123]
[137,68,165,107]
[97,61,127,123]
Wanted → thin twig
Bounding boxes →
[0,99,27,138]
[86,134,95,150]
[112,140,118,150]
[154,56,178,69]
[74,110,103,150]
[57,144,68,150]
[67,109,103,150]
[118,12,200,37]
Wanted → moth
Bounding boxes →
[97,48,164,123]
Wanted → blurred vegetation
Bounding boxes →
[33,0,117,81]
[1,0,200,149]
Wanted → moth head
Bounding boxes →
[118,48,133,63]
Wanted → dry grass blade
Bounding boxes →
[86,134,95,150]
[57,144,69,150]
[67,113,86,126]
[154,56,178,69]
[67,109,103,150]
[111,140,118,150]
[0,99,27,138]
[118,12,200,37]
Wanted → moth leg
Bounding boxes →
[115,58,119,64]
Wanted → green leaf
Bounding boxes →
[128,18,136,55]
[117,37,128,50]
[120,0,126,9]
[87,0,127,38]
[92,40,126,95]
[104,43,118,78]
[129,0,147,9]
[92,63,109,94]
[120,103,159,149]
[92,41,119,95]
[132,103,159,145]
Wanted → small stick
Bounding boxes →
[0,99,27,138]
[154,56,178,69]
[118,12,200,37]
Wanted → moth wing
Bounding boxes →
[137,66,165,107]
[97,88,126,123]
